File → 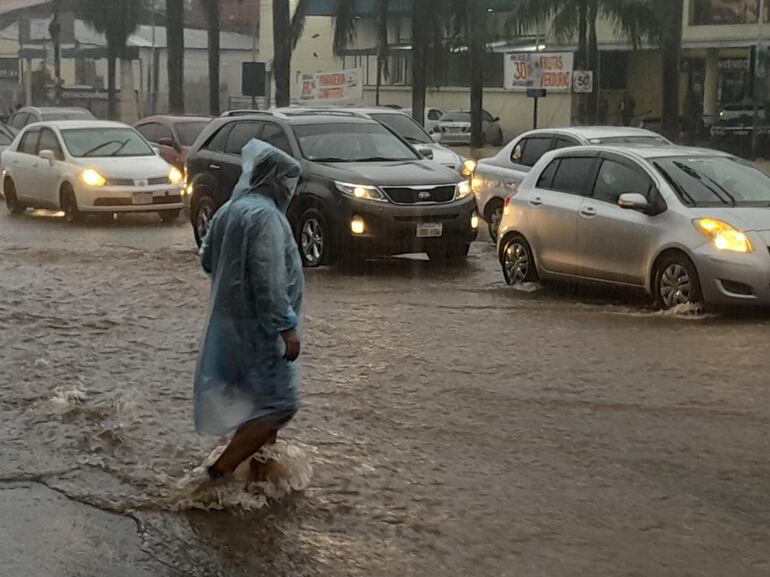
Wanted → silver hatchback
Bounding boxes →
[497,145,770,308]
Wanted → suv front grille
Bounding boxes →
[383,185,456,204]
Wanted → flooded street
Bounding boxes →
[2,211,770,577]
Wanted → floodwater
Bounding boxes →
[1,211,769,576]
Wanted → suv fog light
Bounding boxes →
[471,213,479,229]
[351,216,366,235]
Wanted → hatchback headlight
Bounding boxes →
[455,180,472,200]
[169,166,183,185]
[335,181,387,202]
[694,218,753,253]
[80,169,106,187]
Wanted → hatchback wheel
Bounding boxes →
[61,186,82,223]
[487,202,503,242]
[298,208,330,267]
[654,253,703,310]
[4,179,25,215]
[501,234,537,285]
[159,209,181,224]
[193,196,216,246]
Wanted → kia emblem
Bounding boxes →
[418,191,432,201]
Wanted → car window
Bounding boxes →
[593,159,652,204]
[370,112,431,144]
[512,136,553,167]
[175,121,209,147]
[204,124,234,152]
[482,110,494,122]
[136,123,158,142]
[225,121,263,155]
[427,109,442,121]
[42,111,94,121]
[549,157,598,196]
[440,112,470,122]
[155,123,173,141]
[293,122,419,162]
[18,129,40,154]
[260,123,292,155]
[554,137,579,149]
[38,128,64,160]
[60,127,154,157]
[537,159,560,189]
[10,112,29,130]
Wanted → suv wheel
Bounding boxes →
[193,196,216,246]
[298,208,330,267]
[4,179,26,215]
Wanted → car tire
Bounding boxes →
[4,178,26,215]
[427,243,469,263]
[500,233,538,285]
[485,199,504,242]
[193,195,216,247]
[61,185,82,223]
[654,252,703,310]
[297,208,331,267]
[159,209,181,223]
[492,129,504,147]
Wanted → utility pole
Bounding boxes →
[49,0,61,103]
[752,0,767,158]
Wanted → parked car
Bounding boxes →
[1,120,184,222]
[403,107,445,134]
[497,144,770,309]
[7,106,95,131]
[0,122,14,155]
[185,111,478,264]
[134,115,210,169]
[275,106,465,173]
[473,126,672,239]
[435,110,504,147]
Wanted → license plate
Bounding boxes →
[417,223,443,238]
[132,193,153,205]
[449,127,462,133]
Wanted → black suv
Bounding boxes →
[186,111,478,265]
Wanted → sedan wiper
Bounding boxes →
[108,139,131,157]
[82,139,122,157]
[353,156,410,162]
[310,156,349,163]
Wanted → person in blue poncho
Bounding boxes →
[194,139,304,481]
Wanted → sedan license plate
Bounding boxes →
[132,193,153,205]
[417,222,443,238]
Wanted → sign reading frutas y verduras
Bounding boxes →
[504,52,574,92]
[298,69,363,103]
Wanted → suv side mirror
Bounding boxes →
[618,193,649,211]
[157,137,175,148]
[39,149,56,164]
[416,146,434,160]
[493,117,500,122]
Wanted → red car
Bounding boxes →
[135,115,211,168]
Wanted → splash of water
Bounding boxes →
[510,281,542,293]
[48,386,88,408]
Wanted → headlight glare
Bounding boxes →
[335,181,386,202]
[694,218,753,253]
[80,169,106,187]
[455,180,472,199]
[169,166,184,185]
[462,159,477,177]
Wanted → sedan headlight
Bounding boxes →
[169,166,184,185]
[455,180,472,199]
[80,169,106,187]
[335,181,387,202]
[694,218,753,253]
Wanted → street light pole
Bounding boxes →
[753,0,767,158]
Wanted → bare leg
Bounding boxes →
[208,420,275,478]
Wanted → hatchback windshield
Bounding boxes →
[176,121,209,146]
[440,112,471,122]
[293,122,418,162]
[61,127,155,157]
[369,113,431,144]
[653,155,770,206]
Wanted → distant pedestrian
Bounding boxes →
[194,139,304,482]
[620,91,636,127]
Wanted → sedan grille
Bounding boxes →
[383,185,456,204]
[106,176,169,186]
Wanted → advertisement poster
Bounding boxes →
[504,52,574,92]
[298,69,364,103]
[691,0,761,25]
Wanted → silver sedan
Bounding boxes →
[497,145,770,308]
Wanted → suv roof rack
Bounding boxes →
[220,109,289,120]
[278,109,360,118]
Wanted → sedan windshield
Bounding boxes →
[440,112,471,123]
[653,155,770,206]
[61,127,155,157]
[293,122,418,162]
[369,113,431,144]
[176,121,209,146]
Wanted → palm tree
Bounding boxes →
[375,0,389,106]
[206,0,220,115]
[656,0,683,140]
[166,0,185,113]
[274,0,292,107]
[75,0,142,119]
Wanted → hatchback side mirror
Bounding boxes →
[157,137,175,148]
[618,193,649,210]
[39,149,56,165]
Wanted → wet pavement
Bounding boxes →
[1,210,769,576]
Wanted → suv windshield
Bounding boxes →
[176,121,209,146]
[293,122,419,162]
[369,113,431,144]
[654,155,770,206]
[440,112,471,122]
[61,127,155,157]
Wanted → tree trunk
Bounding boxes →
[206,0,220,115]
[166,0,185,113]
[50,0,61,103]
[375,0,389,106]
[468,1,484,149]
[107,41,117,120]
[577,0,588,123]
[273,0,292,107]
[586,0,599,124]
[660,0,684,141]
[411,0,428,126]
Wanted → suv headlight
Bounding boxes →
[335,181,387,202]
[455,180,472,200]
[694,218,753,253]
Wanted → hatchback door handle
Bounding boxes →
[580,206,597,218]
[209,163,221,170]
[529,196,543,207]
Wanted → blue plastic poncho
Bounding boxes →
[194,139,304,436]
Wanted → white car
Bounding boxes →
[1,120,184,222]
[403,107,444,134]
